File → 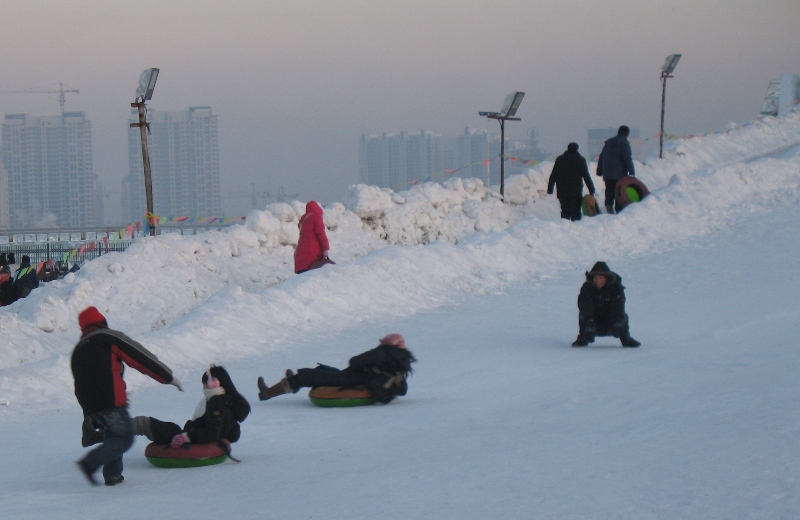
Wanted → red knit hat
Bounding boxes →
[379,333,406,349]
[78,306,107,331]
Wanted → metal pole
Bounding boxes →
[499,118,505,200]
[131,101,156,235]
[659,74,667,159]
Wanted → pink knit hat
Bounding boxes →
[379,333,406,349]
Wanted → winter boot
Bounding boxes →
[572,335,589,347]
[620,336,641,348]
[605,204,615,215]
[104,475,124,486]
[258,376,294,401]
[131,416,154,440]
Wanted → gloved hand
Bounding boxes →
[170,434,187,449]
[547,189,553,195]
[170,377,183,392]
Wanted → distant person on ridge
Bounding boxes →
[572,262,640,348]
[12,254,39,301]
[294,200,334,274]
[596,125,636,214]
[72,306,183,486]
[547,142,596,221]
[257,333,416,404]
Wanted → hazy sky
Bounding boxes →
[1,0,798,221]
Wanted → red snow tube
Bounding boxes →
[615,176,650,210]
[145,439,231,468]
[308,386,375,407]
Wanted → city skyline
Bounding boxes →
[0,1,798,222]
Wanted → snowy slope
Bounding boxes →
[0,111,799,519]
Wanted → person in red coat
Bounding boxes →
[294,200,332,274]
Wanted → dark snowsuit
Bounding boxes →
[547,146,595,221]
[289,344,416,404]
[12,259,39,300]
[577,262,634,343]
[596,134,635,212]
[146,392,250,445]
[71,324,175,483]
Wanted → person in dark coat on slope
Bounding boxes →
[572,262,640,348]
[0,265,15,306]
[547,142,596,221]
[596,126,636,214]
[294,200,333,274]
[257,333,416,404]
[71,306,183,486]
[132,365,250,449]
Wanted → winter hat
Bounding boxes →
[567,142,579,152]
[586,261,616,283]
[379,333,406,349]
[78,306,107,332]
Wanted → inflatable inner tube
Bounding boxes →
[308,386,376,407]
[581,194,600,216]
[615,176,650,210]
[145,439,231,468]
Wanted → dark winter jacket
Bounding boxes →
[547,148,595,199]
[0,269,14,306]
[182,393,251,444]
[596,135,635,180]
[294,201,330,274]
[578,262,627,329]
[348,344,416,404]
[12,259,39,299]
[71,326,175,415]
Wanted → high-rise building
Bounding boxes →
[0,160,9,228]
[1,112,100,228]
[123,106,221,223]
[359,130,443,190]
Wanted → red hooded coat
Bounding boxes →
[294,201,330,273]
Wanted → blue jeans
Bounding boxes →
[80,406,134,481]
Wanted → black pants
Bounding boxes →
[604,179,619,212]
[558,197,582,221]
[290,365,368,390]
[579,312,630,339]
[147,418,183,444]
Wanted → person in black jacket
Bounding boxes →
[131,365,250,448]
[547,142,595,221]
[71,306,183,486]
[572,262,640,348]
[596,126,636,214]
[12,255,39,301]
[0,265,14,306]
[257,333,416,404]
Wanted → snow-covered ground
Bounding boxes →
[1,112,800,519]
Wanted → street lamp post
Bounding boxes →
[480,91,525,200]
[130,68,160,235]
[659,54,681,159]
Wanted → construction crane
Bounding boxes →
[0,82,80,115]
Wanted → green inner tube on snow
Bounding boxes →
[144,440,230,468]
[308,386,376,407]
[146,454,228,468]
[626,185,641,203]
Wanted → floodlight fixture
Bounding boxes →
[659,54,681,158]
[501,91,525,117]
[136,68,160,101]
[478,91,526,201]
[661,54,681,76]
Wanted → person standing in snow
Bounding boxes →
[547,142,596,221]
[12,254,39,300]
[71,306,183,486]
[131,365,250,449]
[572,262,640,348]
[257,333,416,404]
[294,200,334,274]
[596,125,636,214]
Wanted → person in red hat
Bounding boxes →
[71,306,183,486]
[257,333,416,404]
